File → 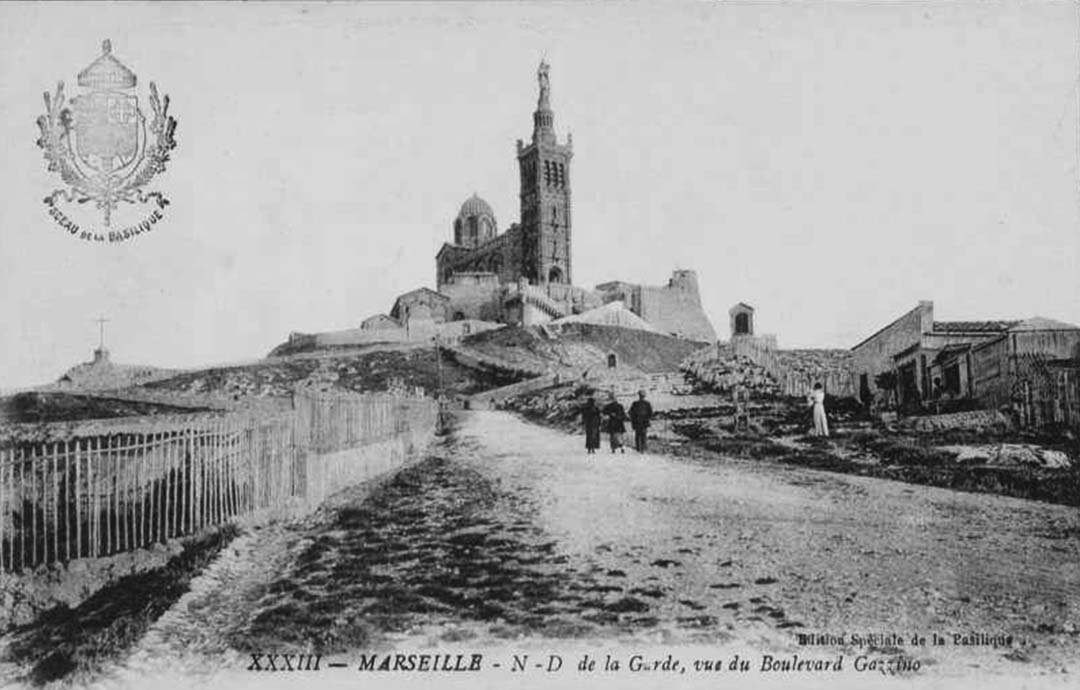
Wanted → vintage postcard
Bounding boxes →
[0,2,1078,689]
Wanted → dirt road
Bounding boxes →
[81,410,1078,689]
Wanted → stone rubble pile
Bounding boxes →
[941,443,1072,469]
[498,384,582,429]
[680,348,781,399]
[904,410,1013,434]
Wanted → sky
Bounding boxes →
[0,1,1078,390]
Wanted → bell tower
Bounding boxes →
[516,60,573,285]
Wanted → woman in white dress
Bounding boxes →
[808,383,829,437]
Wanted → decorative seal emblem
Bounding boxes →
[36,40,177,242]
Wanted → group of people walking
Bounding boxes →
[580,390,654,454]
[578,383,829,456]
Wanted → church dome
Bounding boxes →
[458,193,495,221]
[454,193,498,248]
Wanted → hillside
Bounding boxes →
[140,347,516,401]
[459,323,708,376]
[8,325,712,419]
[0,392,210,425]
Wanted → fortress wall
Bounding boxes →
[595,271,716,343]
[638,284,717,343]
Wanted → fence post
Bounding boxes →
[0,448,6,572]
[214,419,220,524]
[196,425,204,531]
[140,433,148,547]
[103,435,111,555]
[49,442,57,566]
[63,440,71,564]
[119,435,128,553]
[185,427,193,533]
[17,448,24,569]
[87,438,95,559]
[170,429,178,540]
[219,418,227,524]
[31,445,39,568]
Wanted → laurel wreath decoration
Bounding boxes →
[36,81,178,227]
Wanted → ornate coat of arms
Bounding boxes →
[36,40,177,228]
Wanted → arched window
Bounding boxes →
[453,311,466,322]
[607,353,617,369]
[735,312,750,335]
[467,217,479,245]
[548,266,563,284]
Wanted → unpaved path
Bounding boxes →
[59,411,1080,689]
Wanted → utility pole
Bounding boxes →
[434,333,447,431]
[434,334,444,398]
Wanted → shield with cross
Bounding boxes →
[70,90,144,175]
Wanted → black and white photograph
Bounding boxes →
[0,2,1078,689]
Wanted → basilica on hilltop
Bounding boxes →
[354,61,718,345]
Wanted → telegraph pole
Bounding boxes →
[434,333,447,431]
[434,334,444,397]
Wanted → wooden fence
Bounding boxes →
[1012,356,1080,432]
[0,392,435,573]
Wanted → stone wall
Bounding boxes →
[903,409,1013,434]
[596,270,716,343]
[272,320,502,355]
[439,280,504,321]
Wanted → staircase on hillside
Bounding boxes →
[515,284,570,320]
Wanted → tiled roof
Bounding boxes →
[1009,316,1080,332]
[931,320,1019,334]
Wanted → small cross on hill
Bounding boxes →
[94,316,110,349]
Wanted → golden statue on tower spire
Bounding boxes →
[537,60,550,108]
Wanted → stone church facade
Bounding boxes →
[382,62,717,342]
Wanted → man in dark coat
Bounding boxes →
[628,389,654,452]
[581,396,602,454]
[602,393,628,454]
